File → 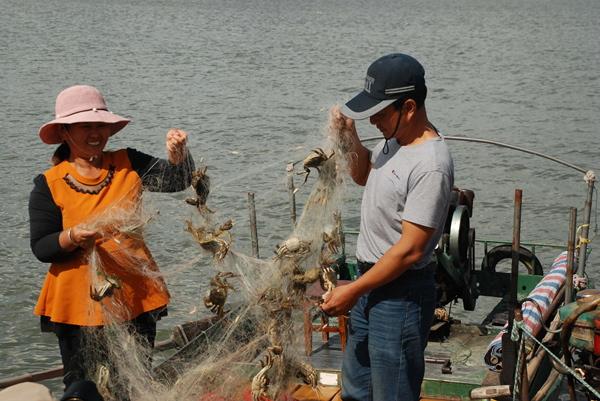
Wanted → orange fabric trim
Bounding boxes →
[34,150,169,326]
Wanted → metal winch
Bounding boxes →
[435,188,478,311]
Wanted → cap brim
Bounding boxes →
[340,91,396,120]
[38,110,130,144]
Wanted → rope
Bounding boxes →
[576,224,591,249]
[359,135,594,176]
[512,328,524,401]
[593,186,598,242]
[514,320,600,399]
[573,274,589,291]
[578,237,591,246]
[584,170,596,184]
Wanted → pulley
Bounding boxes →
[449,205,470,265]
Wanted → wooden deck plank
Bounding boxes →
[291,384,340,401]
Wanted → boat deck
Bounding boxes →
[297,321,501,401]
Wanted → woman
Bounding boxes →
[29,85,194,391]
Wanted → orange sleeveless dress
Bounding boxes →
[34,150,170,327]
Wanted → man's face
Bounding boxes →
[369,104,402,138]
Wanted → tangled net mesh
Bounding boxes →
[73,107,357,401]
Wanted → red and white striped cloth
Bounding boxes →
[484,251,567,371]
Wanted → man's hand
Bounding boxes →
[329,105,371,186]
[320,282,359,316]
[166,128,188,165]
[330,105,357,138]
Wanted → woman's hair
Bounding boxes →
[52,142,70,165]
[51,124,70,165]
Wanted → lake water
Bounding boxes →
[0,0,599,395]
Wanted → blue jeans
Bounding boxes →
[341,266,436,401]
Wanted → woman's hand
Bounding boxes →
[166,128,189,165]
[61,226,100,250]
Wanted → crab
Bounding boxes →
[258,288,296,316]
[319,265,337,293]
[185,166,212,212]
[203,271,239,317]
[94,364,111,401]
[274,237,312,260]
[186,219,233,261]
[281,357,317,389]
[434,307,449,322]
[292,267,322,286]
[258,288,295,346]
[322,230,341,256]
[90,270,121,302]
[218,219,234,232]
[297,148,335,185]
[266,315,294,349]
[318,251,338,270]
[251,346,282,401]
[292,359,318,388]
[288,266,322,297]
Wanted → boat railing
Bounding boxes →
[287,134,596,276]
[343,229,566,252]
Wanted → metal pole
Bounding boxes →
[0,365,63,388]
[286,163,297,228]
[501,189,522,387]
[516,308,530,401]
[509,189,523,327]
[577,174,595,275]
[247,192,259,258]
[566,208,577,304]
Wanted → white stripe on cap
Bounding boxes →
[340,98,396,120]
[384,85,415,95]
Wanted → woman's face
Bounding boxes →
[61,122,111,160]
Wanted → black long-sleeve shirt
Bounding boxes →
[29,148,194,263]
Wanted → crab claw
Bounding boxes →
[296,169,311,185]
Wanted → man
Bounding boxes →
[321,53,454,401]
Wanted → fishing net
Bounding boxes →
[67,107,355,401]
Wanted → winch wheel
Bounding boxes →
[449,205,470,265]
[481,244,544,275]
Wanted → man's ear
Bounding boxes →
[404,99,417,119]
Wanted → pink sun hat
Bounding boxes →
[38,85,131,144]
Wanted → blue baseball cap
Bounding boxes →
[341,53,426,120]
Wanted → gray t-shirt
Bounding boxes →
[356,136,454,270]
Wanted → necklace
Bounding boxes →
[63,164,116,195]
